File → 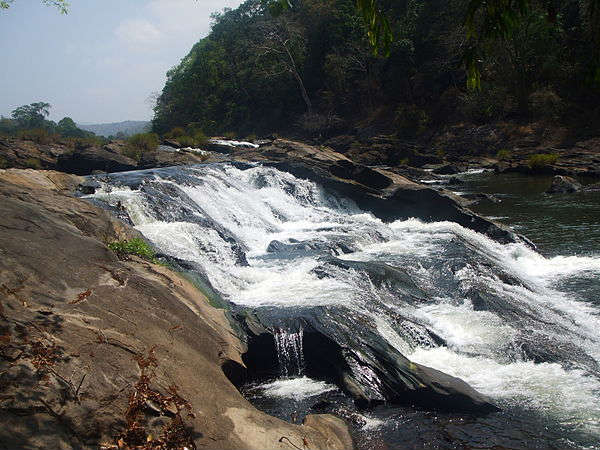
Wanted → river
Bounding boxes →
[85,164,600,449]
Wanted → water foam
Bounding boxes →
[252,377,336,401]
[87,164,600,443]
[409,347,600,434]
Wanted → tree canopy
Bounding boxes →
[0,0,68,13]
[152,0,599,137]
[11,102,51,128]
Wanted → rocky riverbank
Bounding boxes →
[0,137,209,174]
[0,169,352,450]
[1,130,591,449]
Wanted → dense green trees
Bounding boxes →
[1,102,101,144]
[11,102,51,128]
[152,0,599,137]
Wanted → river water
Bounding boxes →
[85,164,600,449]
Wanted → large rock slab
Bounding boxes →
[0,169,352,450]
[0,137,72,169]
[56,145,138,175]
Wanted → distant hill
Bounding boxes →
[77,120,150,138]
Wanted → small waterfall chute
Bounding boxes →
[274,327,305,377]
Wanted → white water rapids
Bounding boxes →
[86,163,600,444]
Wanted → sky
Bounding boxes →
[0,0,244,124]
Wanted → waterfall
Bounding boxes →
[85,163,600,447]
[274,328,305,376]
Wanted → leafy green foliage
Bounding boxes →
[3,103,99,144]
[63,135,107,149]
[23,157,42,169]
[395,104,429,137]
[11,102,50,128]
[164,127,186,139]
[107,238,158,263]
[496,149,511,160]
[356,0,393,56]
[152,0,600,136]
[16,128,57,145]
[123,133,159,161]
[528,153,558,168]
[0,0,68,13]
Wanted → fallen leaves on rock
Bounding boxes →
[111,347,197,450]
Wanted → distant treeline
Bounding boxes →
[152,0,600,138]
[0,102,141,145]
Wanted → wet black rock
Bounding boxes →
[434,164,462,175]
[461,192,500,205]
[583,182,600,192]
[266,239,354,256]
[239,310,499,414]
[546,175,582,194]
[328,160,393,190]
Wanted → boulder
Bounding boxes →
[546,175,582,194]
[433,164,462,175]
[461,192,500,205]
[241,307,498,414]
[162,138,183,148]
[57,145,138,175]
[583,182,600,192]
[205,142,236,154]
[0,169,353,450]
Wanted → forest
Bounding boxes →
[151,0,600,141]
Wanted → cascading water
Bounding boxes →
[274,328,305,376]
[85,163,600,449]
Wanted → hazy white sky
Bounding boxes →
[0,0,244,123]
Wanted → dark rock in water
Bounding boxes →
[583,182,600,192]
[57,145,138,175]
[461,192,500,205]
[447,177,464,185]
[409,152,444,167]
[205,141,235,154]
[328,160,392,190]
[434,164,462,175]
[546,175,582,194]
[240,308,498,414]
[266,239,354,256]
[493,162,511,173]
[314,258,427,301]
[77,179,101,195]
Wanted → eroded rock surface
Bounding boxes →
[0,169,352,450]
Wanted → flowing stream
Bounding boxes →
[85,163,600,449]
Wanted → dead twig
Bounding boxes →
[279,436,303,450]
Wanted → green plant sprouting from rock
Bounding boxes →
[108,238,158,263]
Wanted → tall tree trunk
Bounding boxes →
[292,70,313,114]
[283,42,312,114]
